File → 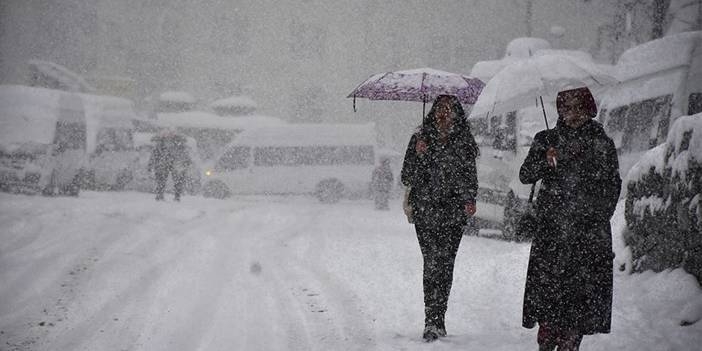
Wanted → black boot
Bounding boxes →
[436,317,447,337]
[422,325,439,342]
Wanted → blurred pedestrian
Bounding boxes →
[371,157,394,210]
[401,94,479,341]
[519,87,621,351]
[148,131,192,201]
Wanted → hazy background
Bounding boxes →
[0,0,670,149]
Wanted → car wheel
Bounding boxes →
[316,178,344,204]
[202,180,231,199]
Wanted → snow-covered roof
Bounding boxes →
[504,37,551,59]
[157,111,286,130]
[229,123,376,147]
[159,91,196,104]
[27,59,95,93]
[616,31,701,81]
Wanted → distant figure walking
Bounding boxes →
[148,131,192,201]
[519,87,621,351]
[401,94,479,342]
[371,157,394,210]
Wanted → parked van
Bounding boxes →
[598,31,702,176]
[0,85,86,195]
[202,123,376,203]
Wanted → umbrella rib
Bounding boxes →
[348,71,392,98]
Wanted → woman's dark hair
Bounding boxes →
[421,94,479,158]
[556,86,598,119]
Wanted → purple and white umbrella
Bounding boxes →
[348,68,485,113]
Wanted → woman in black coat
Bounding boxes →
[401,94,479,341]
[519,87,621,351]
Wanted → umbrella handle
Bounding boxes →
[539,96,550,130]
[353,94,356,112]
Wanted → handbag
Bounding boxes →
[515,183,539,241]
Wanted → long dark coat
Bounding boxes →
[519,119,621,335]
[401,107,479,226]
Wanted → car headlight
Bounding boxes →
[205,170,212,176]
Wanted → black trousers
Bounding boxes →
[155,167,186,199]
[415,222,464,326]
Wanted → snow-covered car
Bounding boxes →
[202,123,377,203]
[126,132,203,195]
[0,85,87,196]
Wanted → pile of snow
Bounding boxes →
[210,96,257,116]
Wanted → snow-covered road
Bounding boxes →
[1,192,701,350]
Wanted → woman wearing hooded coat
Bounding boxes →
[401,94,479,341]
[519,87,621,351]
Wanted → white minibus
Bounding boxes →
[202,123,376,203]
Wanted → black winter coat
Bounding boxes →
[519,119,621,334]
[401,127,478,226]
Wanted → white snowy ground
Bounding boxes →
[1,192,701,351]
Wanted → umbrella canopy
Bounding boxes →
[469,54,618,119]
[348,68,485,105]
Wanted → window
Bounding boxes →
[254,146,374,167]
[610,94,672,152]
[54,121,86,152]
[215,146,251,171]
[606,105,629,132]
[95,128,134,153]
[688,93,702,115]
